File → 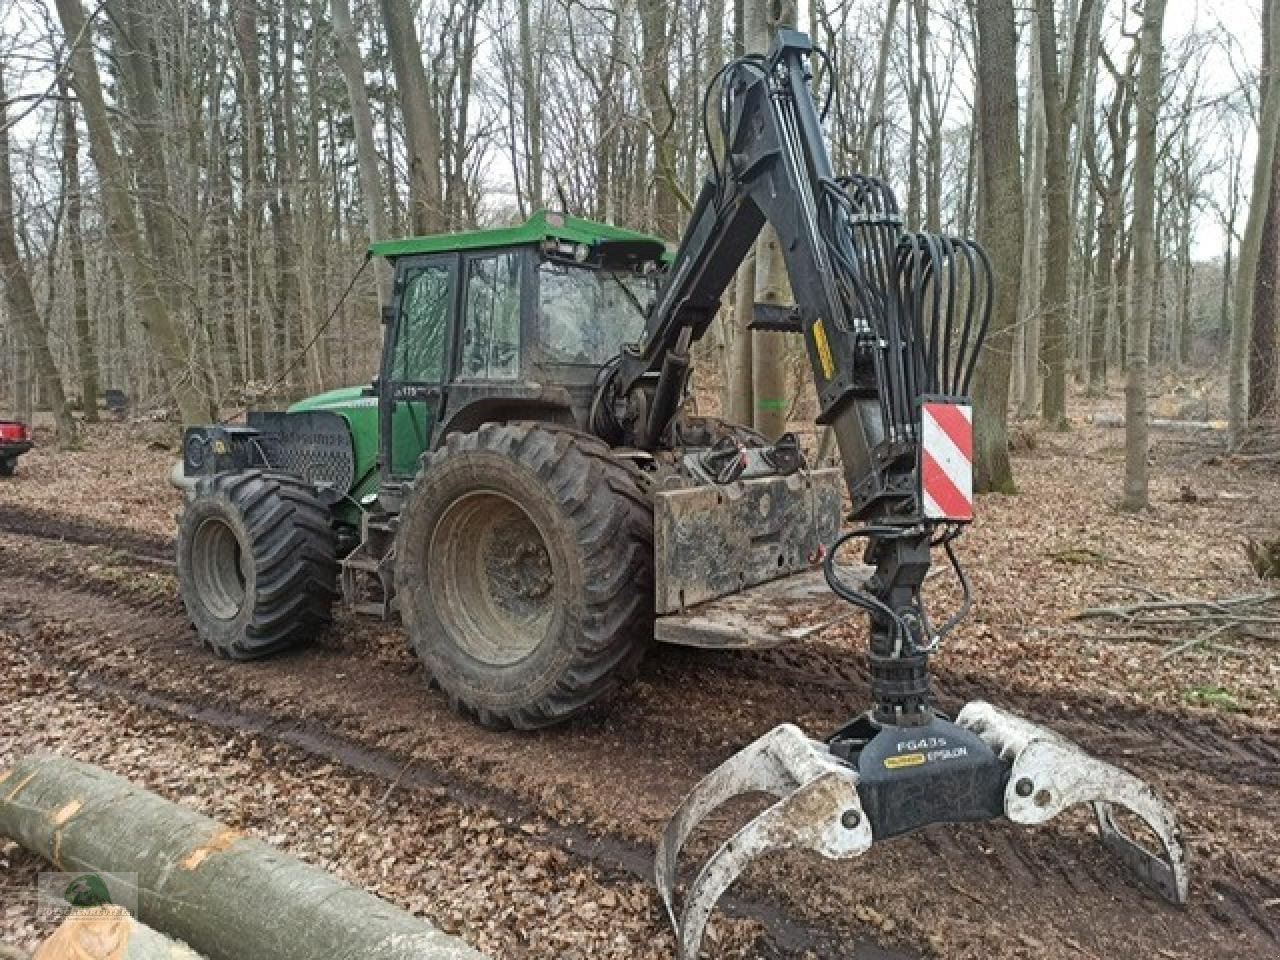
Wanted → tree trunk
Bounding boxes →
[859,0,901,169]
[34,907,204,960]
[637,0,681,237]
[1220,150,1241,352]
[1036,0,1095,430]
[60,77,99,423]
[1122,0,1167,510]
[1086,45,1135,393]
[742,0,795,440]
[727,253,756,424]
[1017,19,1045,417]
[1250,90,1280,419]
[0,755,489,960]
[751,229,791,438]
[972,0,1024,493]
[330,0,389,301]
[114,1,221,411]
[517,0,543,212]
[380,0,444,234]
[55,0,212,425]
[0,67,76,446]
[1232,0,1280,445]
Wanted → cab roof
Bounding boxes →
[368,209,670,261]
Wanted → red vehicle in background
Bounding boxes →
[0,420,33,476]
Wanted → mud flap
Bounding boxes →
[653,468,843,614]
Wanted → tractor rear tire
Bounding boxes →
[396,423,653,729]
[177,470,338,660]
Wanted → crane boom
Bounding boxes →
[638,31,1189,960]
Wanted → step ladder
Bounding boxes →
[340,509,399,618]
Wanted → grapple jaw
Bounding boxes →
[956,701,1190,904]
[657,706,1188,959]
[654,724,870,960]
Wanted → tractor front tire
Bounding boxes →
[396,424,653,729]
[177,470,338,660]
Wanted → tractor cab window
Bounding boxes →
[460,252,522,379]
[539,261,653,366]
[392,263,450,382]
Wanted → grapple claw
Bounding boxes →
[655,723,870,960]
[957,701,1189,904]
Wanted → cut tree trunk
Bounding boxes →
[0,755,488,960]
[35,906,204,960]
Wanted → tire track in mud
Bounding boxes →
[7,511,1274,792]
[3,525,1279,954]
[0,569,908,960]
[665,641,1280,789]
[12,524,1275,795]
[0,503,174,565]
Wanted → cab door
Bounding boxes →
[380,254,456,479]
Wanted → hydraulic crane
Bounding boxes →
[588,29,1189,959]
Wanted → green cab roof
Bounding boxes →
[368,209,670,260]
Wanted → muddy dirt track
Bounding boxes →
[2,486,1278,960]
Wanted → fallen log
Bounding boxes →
[0,755,489,960]
[1090,413,1227,431]
[35,906,202,960]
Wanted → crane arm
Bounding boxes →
[637,36,1189,960]
[600,29,990,528]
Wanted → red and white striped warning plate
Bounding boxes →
[920,401,973,521]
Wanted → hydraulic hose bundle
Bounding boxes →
[819,172,993,449]
[704,44,994,480]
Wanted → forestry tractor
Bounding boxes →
[174,30,1187,958]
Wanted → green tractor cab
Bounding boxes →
[173,209,840,725]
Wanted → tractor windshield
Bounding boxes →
[539,261,654,365]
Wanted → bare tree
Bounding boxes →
[54,0,213,425]
[1083,41,1137,395]
[0,63,76,445]
[1123,0,1168,510]
[332,0,392,302]
[380,0,445,234]
[1036,0,1096,429]
[1251,1,1280,421]
[59,72,98,421]
[1231,0,1280,445]
[972,0,1023,492]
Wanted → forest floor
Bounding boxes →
[1,385,1278,959]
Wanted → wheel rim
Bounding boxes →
[429,490,556,666]
[192,516,247,620]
